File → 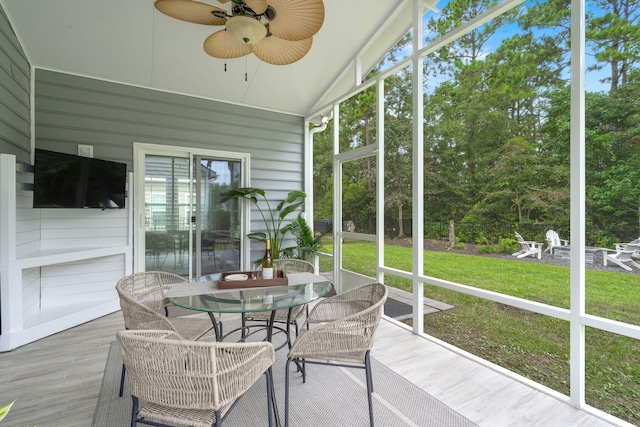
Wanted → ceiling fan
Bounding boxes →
[154,0,325,65]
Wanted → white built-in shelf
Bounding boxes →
[16,245,130,269]
[1,153,133,351]
[22,300,120,329]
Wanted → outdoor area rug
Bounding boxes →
[384,297,414,318]
[93,341,478,427]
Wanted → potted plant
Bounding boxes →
[219,187,306,261]
[281,215,329,262]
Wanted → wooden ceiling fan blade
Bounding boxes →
[267,0,324,41]
[204,29,253,58]
[155,0,228,26]
[245,0,268,14]
[252,35,312,65]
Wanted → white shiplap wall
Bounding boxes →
[1,156,132,350]
[40,254,125,308]
[39,209,129,249]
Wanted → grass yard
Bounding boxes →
[320,240,640,424]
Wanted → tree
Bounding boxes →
[422,0,520,223]
[312,119,335,221]
[311,0,640,244]
[584,70,640,233]
[587,0,640,92]
[470,137,554,223]
[384,67,414,237]
[540,70,640,238]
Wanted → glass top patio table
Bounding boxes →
[165,272,332,427]
[165,270,333,368]
[166,272,333,314]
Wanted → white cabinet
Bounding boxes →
[0,154,132,351]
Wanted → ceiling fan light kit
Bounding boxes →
[154,0,325,65]
[226,15,267,44]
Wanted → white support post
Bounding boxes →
[411,0,425,334]
[0,154,20,350]
[304,119,315,270]
[332,103,342,293]
[569,0,586,408]
[376,77,385,284]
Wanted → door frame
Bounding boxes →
[133,143,250,275]
[333,143,380,293]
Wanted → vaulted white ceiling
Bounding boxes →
[1,0,438,120]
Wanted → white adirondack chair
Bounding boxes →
[615,237,640,260]
[513,232,543,259]
[605,241,640,271]
[545,230,569,254]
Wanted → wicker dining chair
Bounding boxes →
[244,259,317,342]
[117,329,275,427]
[284,282,388,427]
[116,271,216,396]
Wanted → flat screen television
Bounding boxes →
[33,149,127,209]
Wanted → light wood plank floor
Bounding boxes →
[0,312,628,427]
[373,319,625,427]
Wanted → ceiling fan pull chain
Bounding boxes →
[245,57,248,82]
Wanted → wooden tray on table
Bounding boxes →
[217,270,288,289]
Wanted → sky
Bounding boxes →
[382,0,612,93]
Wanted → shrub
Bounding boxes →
[454,239,467,250]
[498,238,517,254]
[478,244,497,254]
[475,232,489,245]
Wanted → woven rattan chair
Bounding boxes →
[284,282,388,427]
[243,259,316,344]
[116,271,216,396]
[117,330,275,427]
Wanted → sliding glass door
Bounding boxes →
[134,144,248,278]
[143,155,191,275]
[192,156,242,277]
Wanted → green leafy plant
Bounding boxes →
[0,401,14,422]
[219,187,306,260]
[498,237,518,254]
[478,244,497,254]
[0,401,32,426]
[281,215,329,262]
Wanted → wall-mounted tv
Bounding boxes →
[33,149,127,209]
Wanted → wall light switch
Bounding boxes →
[78,144,93,158]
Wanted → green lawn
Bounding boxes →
[320,240,640,424]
